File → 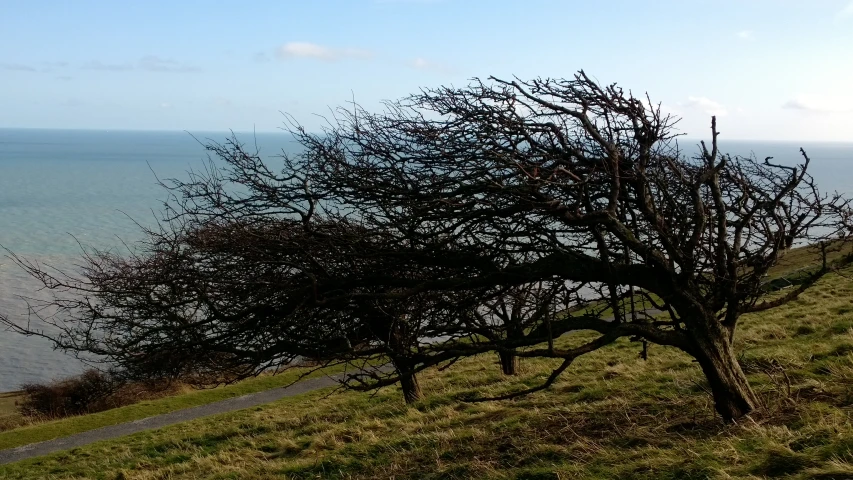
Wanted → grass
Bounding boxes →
[0,365,339,451]
[3,249,853,478]
[0,392,21,417]
[0,392,23,431]
[3,271,853,478]
[768,240,853,277]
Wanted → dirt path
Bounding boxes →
[0,373,344,465]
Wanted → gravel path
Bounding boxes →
[0,373,345,465]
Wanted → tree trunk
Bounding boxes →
[691,323,759,422]
[391,357,422,404]
[499,350,519,375]
[399,370,422,404]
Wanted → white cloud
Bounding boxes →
[735,30,753,40]
[782,95,853,113]
[837,0,853,18]
[0,63,37,72]
[684,96,728,117]
[82,60,133,71]
[139,56,200,73]
[214,97,233,107]
[276,42,373,62]
[253,52,271,63]
[656,103,681,117]
[81,57,199,73]
[409,57,454,73]
[60,99,83,107]
[160,102,172,109]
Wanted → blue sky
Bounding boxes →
[1,0,852,141]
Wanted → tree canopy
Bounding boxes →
[4,71,850,421]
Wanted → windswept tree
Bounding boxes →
[461,281,568,376]
[2,217,452,403]
[286,71,851,421]
[3,71,850,421]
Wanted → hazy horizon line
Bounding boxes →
[1,126,851,145]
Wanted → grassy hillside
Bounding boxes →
[0,366,338,451]
[1,263,852,478]
[0,242,850,478]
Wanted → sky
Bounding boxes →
[1,0,852,141]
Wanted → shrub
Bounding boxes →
[17,369,184,419]
[18,369,121,418]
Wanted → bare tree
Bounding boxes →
[462,282,566,375]
[2,217,455,403]
[3,71,849,421]
[284,71,850,420]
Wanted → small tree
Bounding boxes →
[463,282,566,375]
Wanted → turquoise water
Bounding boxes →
[0,129,850,392]
[0,129,299,391]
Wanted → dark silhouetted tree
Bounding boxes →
[3,71,850,421]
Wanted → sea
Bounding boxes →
[0,128,301,392]
[0,128,851,392]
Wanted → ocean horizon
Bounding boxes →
[1,128,851,392]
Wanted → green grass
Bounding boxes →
[769,240,853,277]
[0,392,21,417]
[0,392,23,431]
[4,248,853,478]
[0,365,339,451]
